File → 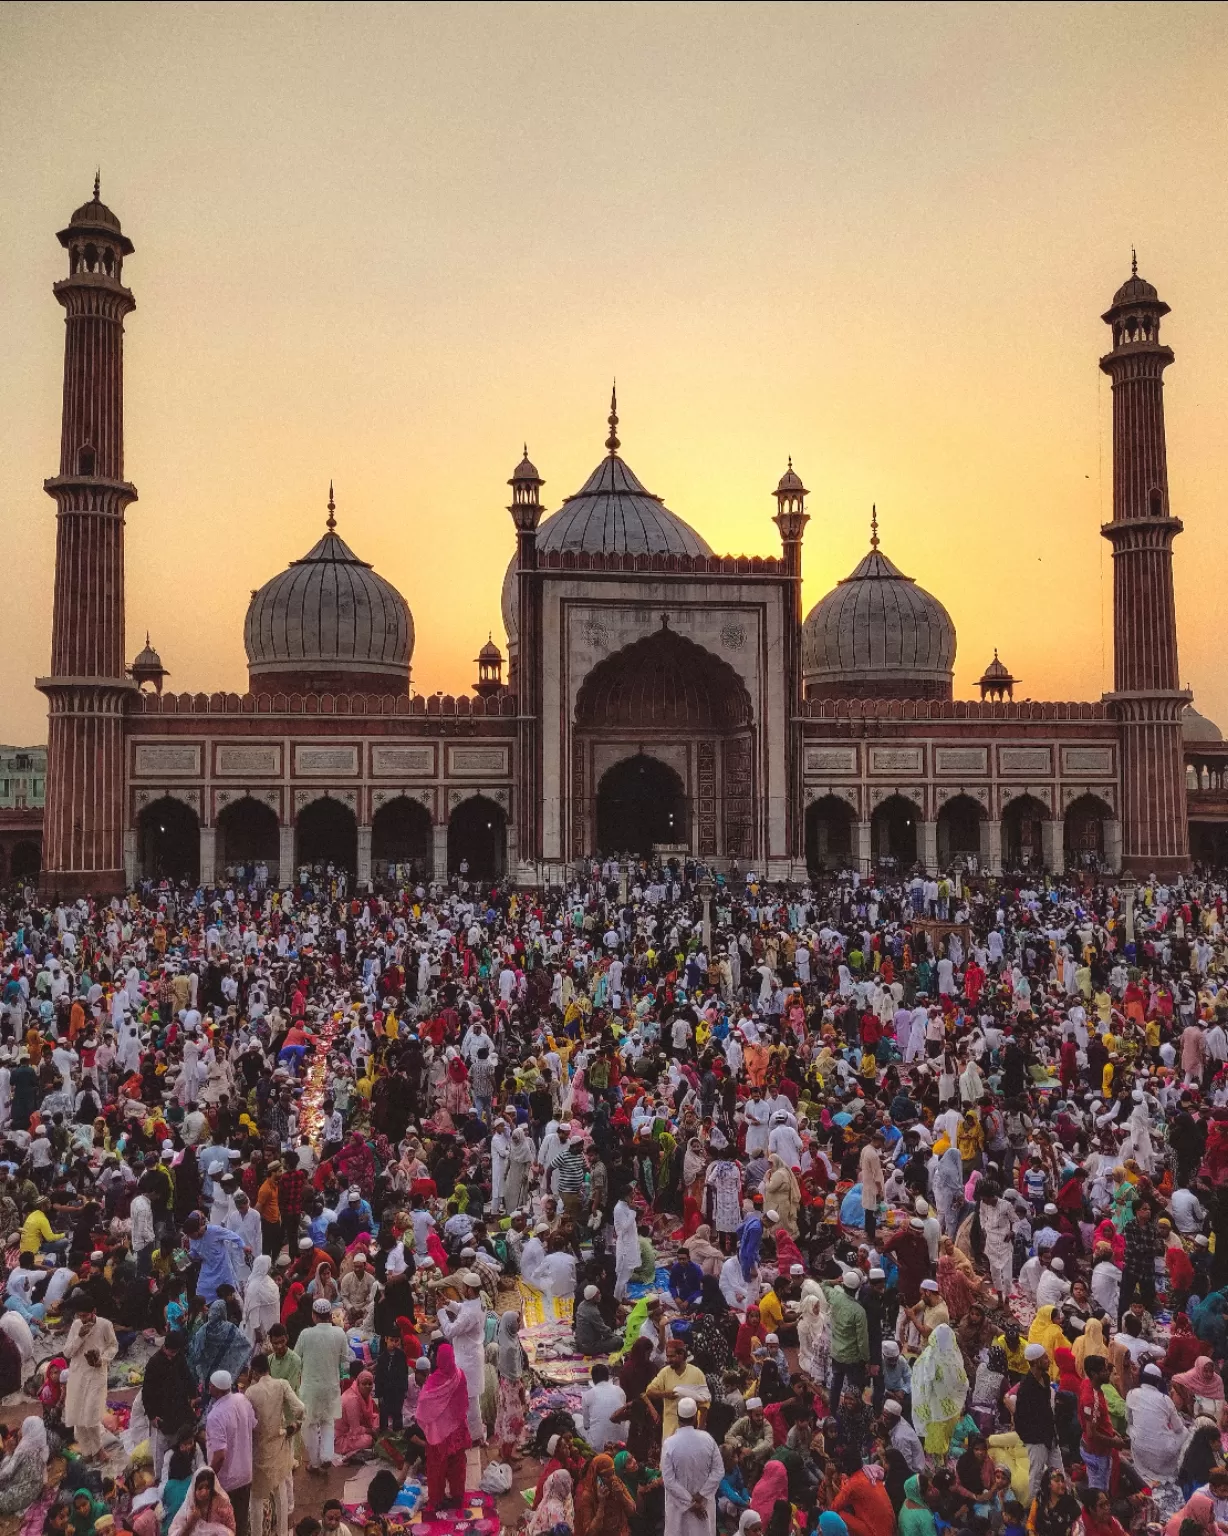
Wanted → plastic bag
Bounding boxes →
[479,1461,513,1495]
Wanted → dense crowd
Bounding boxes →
[0,859,1226,1536]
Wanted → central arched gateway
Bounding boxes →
[596,755,687,856]
[572,623,755,863]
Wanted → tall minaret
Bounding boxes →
[1100,257,1190,874]
[37,180,139,896]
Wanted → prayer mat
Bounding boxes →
[627,1265,672,1300]
[516,1279,573,1326]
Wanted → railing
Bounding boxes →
[135,691,519,717]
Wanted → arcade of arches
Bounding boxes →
[803,790,1120,874]
[131,793,508,884]
[573,625,756,861]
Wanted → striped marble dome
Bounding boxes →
[502,450,711,646]
[802,541,956,700]
[244,509,413,692]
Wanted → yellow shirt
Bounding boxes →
[758,1290,785,1334]
[20,1210,60,1254]
[646,1363,708,1440]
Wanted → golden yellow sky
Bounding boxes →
[4,2,1228,743]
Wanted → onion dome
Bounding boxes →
[978,649,1017,701]
[802,510,956,700]
[244,485,413,694]
[129,634,168,693]
[502,393,711,647]
[59,173,133,254]
[775,460,807,496]
[511,447,541,484]
[1183,703,1223,743]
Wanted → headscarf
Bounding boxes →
[575,1453,631,1536]
[1164,1492,1217,1536]
[738,1214,763,1282]
[1026,1305,1066,1380]
[527,1470,574,1536]
[187,1300,252,1387]
[749,1461,790,1522]
[687,1224,724,1274]
[1072,1316,1106,1377]
[1,1416,48,1478]
[700,1274,729,1317]
[244,1254,280,1311]
[167,1471,235,1536]
[614,1297,649,1362]
[414,1342,472,1456]
[1054,1348,1081,1396]
[933,1146,964,1201]
[72,1491,109,1536]
[818,1518,848,1536]
[1175,1357,1225,1402]
[619,1336,656,1399]
[911,1323,970,1446]
[281,1282,305,1326]
[497,1311,525,1381]
[613,1450,641,1501]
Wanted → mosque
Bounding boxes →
[30,186,1228,895]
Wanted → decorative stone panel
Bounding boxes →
[1061,783,1116,813]
[934,747,988,774]
[696,739,718,857]
[805,785,860,814]
[294,787,357,816]
[371,745,436,777]
[998,746,1052,775]
[869,746,924,774]
[294,744,360,775]
[448,745,511,776]
[1061,746,1115,775]
[134,786,201,816]
[804,746,858,775]
[371,786,435,816]
[134,744,201,776]
[216,744,282,776]
[214,787,281,817]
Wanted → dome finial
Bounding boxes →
[1131,245,1138,278]
[327,480,336,533]
[94,168,100,200]
[870,503,879,551]
[606,381,620,455]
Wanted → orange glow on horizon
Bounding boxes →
[4,4,1228,742]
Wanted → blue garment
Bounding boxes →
[718,1469,750,1510]
[669,1259,703,1306]
[189,1222,246,1302]
[736,1215,763,1282]
[839,1183,866,1228]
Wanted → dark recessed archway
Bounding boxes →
[805,795,854,872]
[1003,794,1049,870]
[937,794,984,867]
[8,841,41,881]
[596,754,688,857]
[1064,793,1112,869]
[138,796,200,883]
[448,796,507,880]
[296,797,357,873]
[575,625,752,730]
[373,796,432,878]
[871,794,919,867]
[218,797,280,876]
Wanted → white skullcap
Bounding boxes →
[765,1333,779,1344]
[534,1223,549,1235]
[842,1271,860,1289]
[210,1370,232,1391]
[920,1278,939,1292]
[1197,1234,1210,1246]
[883,1399,903,1416]
[1024,1343,1049,1361]
[677,1397,698,1420]
[1051,1258,1065,1272]
[882,1340,900,1359]
[910,1217,925,1229]
[298,1237,313,1250]
[348,1190,361,1203]
[772,1111,787,1123]
[354,1252,367,1264]
[914,1198,929,1215]
[313,1298,333,1315]
[745,1396,763,1410]
[869,1268,885,1281]
[458,1270,481,1286]
[764,1209,780,1222]
[789,1264,804,1276]
[1143,1363,1163,1381]
[415,1356,432,1370]
[584,1285,599,1300]
[89,1250,104,1262]
[1044,1203,1058,1215]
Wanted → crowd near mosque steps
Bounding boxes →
[12,185,1228,1536]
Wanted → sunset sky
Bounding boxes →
[4,3,1228,743]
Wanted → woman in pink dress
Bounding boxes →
[333,1370,379,1457]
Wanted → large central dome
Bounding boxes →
[802,521,956,700]
[501,403,712,648]
[245,491,414,694]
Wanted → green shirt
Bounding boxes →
[269,1347,302,1394]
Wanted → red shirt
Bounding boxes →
[1078,1377,1115,1453]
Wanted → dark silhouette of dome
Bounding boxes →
[1183,703,1223,743]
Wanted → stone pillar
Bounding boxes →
[123,829,137,889]
[920,820,938,875]
[1041,818,1062,873]
[981,820,1003,876]
[356,825,372,888]
[278,825,295,887]
[432,823,449,881]
[857,820,872,877]
[1104,818,1123,874]
[199,826,216,885]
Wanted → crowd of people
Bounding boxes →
[0,858,1225,1536]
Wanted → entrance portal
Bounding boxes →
[447,796,507,879]
[138,796,200,883]
[596,755,688,856]
[296,798,357,874]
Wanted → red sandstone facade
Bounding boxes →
[28,191,1208,892]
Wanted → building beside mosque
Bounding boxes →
[26,186,1228,895]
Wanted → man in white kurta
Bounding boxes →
[613,1199,639,1300]
[297,1298,350,1469]
[63,1298,118,1457]
[438,1273,486,1440]
[661,1398,724,1536]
